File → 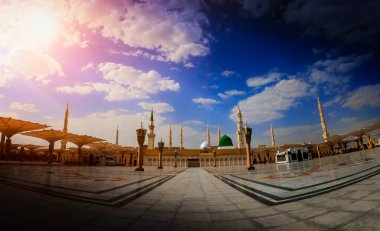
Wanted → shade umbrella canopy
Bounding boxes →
[64,135,104,147]
[87,142,116,150]
[363,122,380,131]
[117,146,137,153]
[9,143,22,150]
[23,144,45,151]
[35,148,62,153]
[328,134,347,142]
[22,129,77,144]
[343,129,370,138]
[0,117,49,138]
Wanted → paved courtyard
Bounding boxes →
[1,149,380,230]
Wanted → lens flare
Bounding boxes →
[18,10,61,50]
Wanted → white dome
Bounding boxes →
[200,141,210,149]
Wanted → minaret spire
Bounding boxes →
[60,103,69,150]
[180,124,183,149]
[317,97,329,142]
[217,124,221,143]
[236,105,245,148]
[115,125,119,146]
[207,124,210,146]
[270,124,276,146]
[147,109,155,149]
[168,124,172,150]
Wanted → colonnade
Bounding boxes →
[145,155,248,167]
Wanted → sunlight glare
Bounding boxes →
[17,9,61,50]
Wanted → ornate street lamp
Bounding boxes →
[158,138,164,169]
[136,123,146,171]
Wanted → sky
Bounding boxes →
[0,0,380,149]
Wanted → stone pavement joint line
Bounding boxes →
[0,167,186,207]
[1,150,380,230]
[205,149,380,205]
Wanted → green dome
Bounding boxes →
[219,135,233,147]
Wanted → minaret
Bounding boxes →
[217,124,221,143]
[180,125,183,149]
[147,109,155,149]
[168,124,172,150]
[236,105,245,148]
[115,125,119,146]
[207,124,210,146]
[270,124,276,146]
[317,97,329,142]
[60,103,69,150]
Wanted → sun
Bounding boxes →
[14,8,61,50]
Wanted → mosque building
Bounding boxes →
[49,97,379,167]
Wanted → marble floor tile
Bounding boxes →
[1,149,380,230]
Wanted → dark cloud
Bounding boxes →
[283,0,380,46]
[213,0,380,47]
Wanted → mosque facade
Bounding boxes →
[51,97,378,167]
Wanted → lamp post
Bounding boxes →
[174,150,178,168]
[136,123,147,171]
[244,122,255,170]
[158,138,164,169]
[213,151,216,167]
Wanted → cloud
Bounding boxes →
[343,84,380,110]
[323,95,342,107]
[283,0,380,45]
[138,102,175,113]
[92,82,149,101]
[56,84,94,95]
[221,70,236,77]
[10,102,38,113]
[0,111,20,118]
[231,79,309,124]
[192,97,220,110]
[184,120,204,126]
[70,0,209,63]
[246,72,283,88]
[109,49,166,62]
[184,63,195,68]
[339,117,357,124]
[0,65,16,87]
[0,94,4,99]
[80,63,94,72]
[218,90,246,100]
[99,62,180,94]
[62,30,89,48]
[192,97,220,105]
[57,63,180,101]
[309,53,372,94]
[0,49,63,85]
[232,0,380,46]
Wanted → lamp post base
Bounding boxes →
[135,167,144,171]
[158,166,163,169]
[247,166,255,170]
